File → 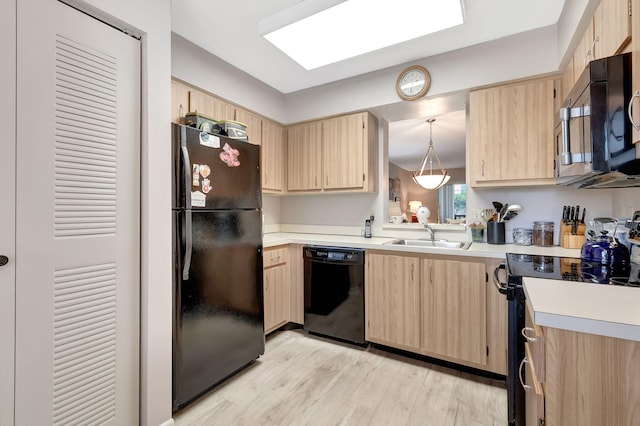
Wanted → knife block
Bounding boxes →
[560,223,586,249]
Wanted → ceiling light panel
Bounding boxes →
[263,0,465,70]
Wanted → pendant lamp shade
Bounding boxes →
[413,118,450,190]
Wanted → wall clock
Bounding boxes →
[396,65,431,101]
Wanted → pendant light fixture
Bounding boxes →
[413,118,451,190]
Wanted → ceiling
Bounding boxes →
[171,0,568,171]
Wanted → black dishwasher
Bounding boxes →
[303,246,365,345]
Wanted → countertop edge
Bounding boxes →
[263,232,580,259]
[524,278,640,342]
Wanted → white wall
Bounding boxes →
[172,34,287,123]
[283,26,559,123]
[467,186,616,245]
[62,1,173,425]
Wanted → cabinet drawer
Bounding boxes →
[264,246,289,268]
[524,302,545,382]
[524,342,545,425]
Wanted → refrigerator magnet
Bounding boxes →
[199,164,211,178]
[191,191,206,207]
[192,164,200,186]
[219,143,240,167]
[201,178,211,194]
[199,132,221,149]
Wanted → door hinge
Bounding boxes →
[486,346,489,356]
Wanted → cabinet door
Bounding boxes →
[629,0,640,143]
[573,20,595,82]
[365,253,420,349]
[322,113,365,190]
[507,80,556,180]
[469,78,556,185]
[261,119,285,192]
[188,88,234,121]
[235,107,262,146]
[421,259,487,365]
[594,0,631,60]
[287,122,322,191]
[288,245,304,325]
[486,258,507,375]
[561,58,575,102]
[469,87,507,182]
[171,80,190,124]
[264,263,289,334]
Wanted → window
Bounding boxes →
[438,184,466,222]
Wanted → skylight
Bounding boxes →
[262,0,465,70]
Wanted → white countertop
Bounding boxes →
[524,277,640,342]
[263,232,581,259]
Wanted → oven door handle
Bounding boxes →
[493,262,508,294]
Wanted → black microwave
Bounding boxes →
[556,52,640,188]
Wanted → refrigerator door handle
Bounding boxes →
[180,126,192,209]
[183,209,193,280]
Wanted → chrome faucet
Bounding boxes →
[424,224,435,242]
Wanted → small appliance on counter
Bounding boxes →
[581,217,630,267]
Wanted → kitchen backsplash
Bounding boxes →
[263,186,640,244]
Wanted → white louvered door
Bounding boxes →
[15,1,140,425]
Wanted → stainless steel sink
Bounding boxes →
[384,239,472,250]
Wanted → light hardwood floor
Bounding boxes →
[173,330,507,425]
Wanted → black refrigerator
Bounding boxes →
[171,123,264,411]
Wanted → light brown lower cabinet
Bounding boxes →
[365,251,506,375]
[263,246,290,334]
[262,244,304,334]
[525,301,640,425]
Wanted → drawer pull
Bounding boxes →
[519,357,532,391]
[522,327,538,342]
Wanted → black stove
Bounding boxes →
[506,253,639,286]
[499,253,639,425]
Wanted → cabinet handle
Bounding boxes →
[326,175,329,186]
[411,264,414,281]
[522,327,538,342]
[519,357,532,391]
[179,104,184,119]
[481,160,485,177]
[584,36,599,68]
[628,90,640,131]
[315,176,318,187]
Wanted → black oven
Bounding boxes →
[496,253,637,425]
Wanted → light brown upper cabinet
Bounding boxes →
[235,106,262,146]
[261,119,286,193]
[323,113,367,190]
[171,80,190,124]
[286,112,378,193]
[573,20,595,83]
[469,77,558,187]
[287,121,323,191]
[188,88,234,121]
[593,0,632,60]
